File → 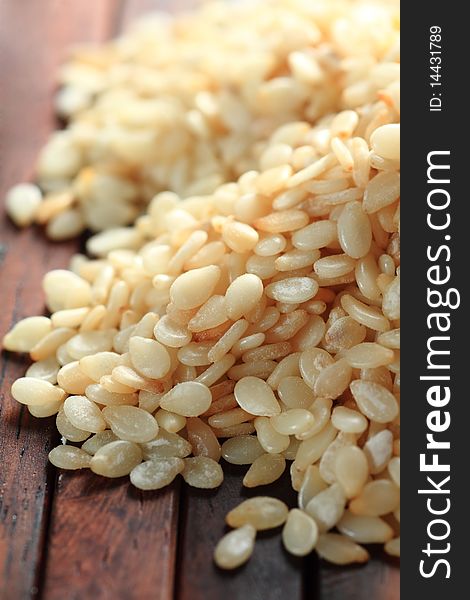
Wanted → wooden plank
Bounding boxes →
[41,3,181,600]
[176,464,305,600]
[318,554,400,600]
[42,474,180,600]
[0,2,119,599]
[178,463,398,600]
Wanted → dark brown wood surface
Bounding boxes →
[40,3,180,599]
[0,2,119,598]
[177,465,306,600]
[319,555,400,600]
[0,1,400,599]
[42,475,180,600]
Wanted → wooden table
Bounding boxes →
[0,1,400,598]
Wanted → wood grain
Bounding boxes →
[41,474,180,600]
[0,2,119,599]
[318,554,400,600]
[176,464,306,600]
[40,3,180,600]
